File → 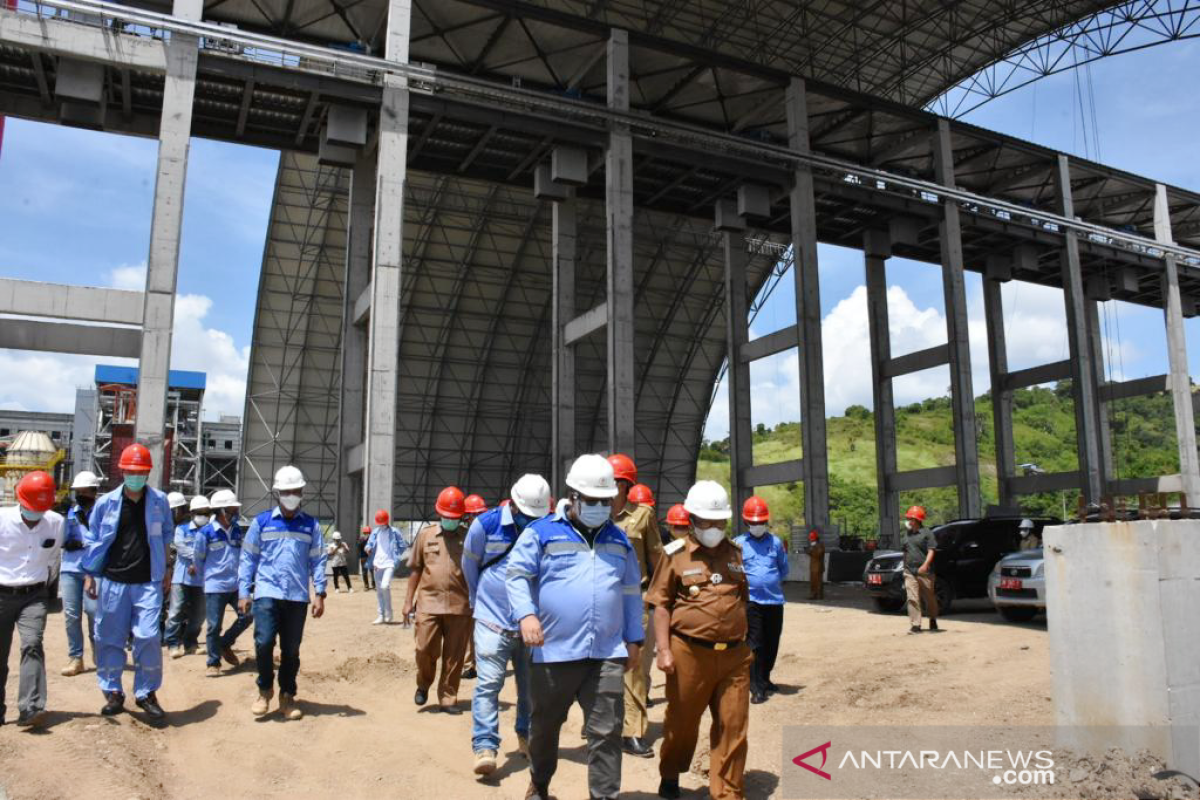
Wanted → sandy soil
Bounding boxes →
[0,584,1052,799]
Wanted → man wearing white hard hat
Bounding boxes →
[238,465,327,720]
[461,474,549,776]
[164,494,210,659]
[507,454,644,800]
[326,531,352,593]
[194,489,251,676]
[60,471,100,676]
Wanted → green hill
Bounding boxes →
[697,382,1190,540]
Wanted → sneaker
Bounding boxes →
[101,692,125,716]
[279,693,303,720]
[658,778,681,799]
[384,615,393,624]
[61,658,85,677]
[221,647,240,667]
[16,709,47,728]
[372,616,384,625]
[207,665,221,676]
[251,690,273,717]
[347,588,354,593]
[517,734,531,759]
[168,646,185,660]
[135,692,166,723]
[909,625,921,634]
[184,644,198,655]
[474,749,498,775]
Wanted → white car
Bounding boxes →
[987,548,1045,622]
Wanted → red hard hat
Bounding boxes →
[16,470,56,513]
[374,509,390,525]
[464,494,488,515]
[361,526,371,534]
[808,530,819,542]
[742,495,769,523]
[118,443,153,473]
[436,486,466,519]
[666,503,690,527]
[628,483,655,507]
[607,453,637,484]
[905,505,926,522]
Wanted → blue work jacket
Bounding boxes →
[462,505,525,630]
[172,521,206,587]
[238,507,327,602]
[81,486,171,583]
[364,524,406,569]
[60,503,91,574]
[733,531,789,605]
[194,519,244,593]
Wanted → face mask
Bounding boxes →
[748,524,768,538]
[441,518,461,531]
[697,527,725,548]
[578,501,610,529]
[20,506,45,523]
[76,495,95,508]
[124,475,148,492]
[279,494,302,511]
[194,514,210,527]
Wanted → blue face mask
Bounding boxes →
[578,501,610,529]
[441,518,461,531]
[20,507,44,523]
[124,475,148,492]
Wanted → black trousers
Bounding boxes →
[358,560,374,589]
[331,566,352,590]
[746,602,783,694]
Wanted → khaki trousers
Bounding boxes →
[623,607,656,737]
[414,612,472,706]
[904,572,938,626]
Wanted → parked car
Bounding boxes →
[987,547,1045,622]
[862,516,1058,614]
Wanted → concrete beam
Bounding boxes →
[1084,300,1114,487]
[0,318,140,358]
[740,324,798,363]
[724,228,754,513]
[1008,470,1082,495]
[1002,359,1072,391]
[552,195,578,490]
[353,281,372,327]
[742,458,804,489]
[983,278,1016,509]
[865,238,899,537]
[563,302,607,345]
[1099,375,1169,403]
[881,344,950,379]
[0,278,143,325]
[887,465,958,493]
[606,28,636,456]
[1108,475,1184,496]
[345,442,365,475]
[0,8,168,73]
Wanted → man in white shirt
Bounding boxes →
[0,471,64,728]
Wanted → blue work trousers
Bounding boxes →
[205,591,252,667]
[95,579,163,700]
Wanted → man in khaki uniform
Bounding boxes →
[401,486,472,713]
[608,454,663,760]
[647,481,751,800]
[807,530,825,600]
[901,505,939,634]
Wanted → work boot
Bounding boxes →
[622,736,654,758]
[221,647,240,666]
[517,734,530,759]
[414,687,428,706]
[252,690,273,717]
[473,749,498,776]
[136,692,166,723]
[61,658,86,677]
[169,645,184,660]
[101,692,125,716]
[206,665,221,677]
[524,781,550,800]
[279,693,303,720]
[658,778,681,799]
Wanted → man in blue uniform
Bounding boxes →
[165,494,209,659]
[194,489,251,676]
[60,470,99,677]
[732,495,788,705]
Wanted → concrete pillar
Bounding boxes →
[363,0,410,516]
[1055,154,1104,503]
[1085,299,1114,482]
[864,232,898,539]
[723,221,753,515]
[932,119,982,518]
[606,29,636,457]
[785,77,830,531]
[552,195,577,490]
[135,3,198,487]
[1155,183,1200,501]
[982,277,1016,509]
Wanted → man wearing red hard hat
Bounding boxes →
[902,505,939,634]
[0,470,64,727]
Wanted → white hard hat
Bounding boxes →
[332,531,342,540]
[565,454,619,499]
[190,495,210,512]
[683,481,733,520]
[273,465,306,491]
[167,492,188,509]
[511,474,552,518]
[71,471,101,490]
[1019,518,1034,530]
[209,489,241,509]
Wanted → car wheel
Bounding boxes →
[998,606,1039,623]
[934,578,954,616]
[872,597,904,614]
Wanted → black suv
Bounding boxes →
[862,516,1059,614]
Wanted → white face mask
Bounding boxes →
[748,524,768,538]
[696,527,725,548]
[279,494,302,512]
[193,514,210,527]
[578,501,611,529]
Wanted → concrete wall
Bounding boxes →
[1044,520,1200,776]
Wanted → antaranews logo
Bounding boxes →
[793,742,833,781]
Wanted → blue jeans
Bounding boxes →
[59,572,96,660]
[164,583,205,649]
[205,591,252,667]
[253,598,307,696]
[471,620,532,752]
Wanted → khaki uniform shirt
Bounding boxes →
[410,523,470,615]
[646,535,748,643]
[615,503,663,589]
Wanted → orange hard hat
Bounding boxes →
[464,494,488,515]
[607,453,637,484]
[118,443,153,473]
[742,495,769,523]
[374,509,390,525]
[808,530,819,542]
[905,505,926,522]
[361,526,371,534]
[436,486,466,519]
[628,483,655,507]
[666,503,690,527]
[16,470,56,513]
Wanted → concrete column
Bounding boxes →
[338,152,374,547]
[723,222,753,515]
[363,0,411,516]
[932,119,982,518]
[135,6,198,487]
[1085,299,1114,482]
[1055,154,1104,503]
[785,77,830,531]
[982,277,1015,509]
[1155,183,1200,501]
[864,232,898,539]
[606,28,636,456]
[552,195,577,490]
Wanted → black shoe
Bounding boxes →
[622,736,654,758]
[909,625,921,634]
[136,692,166,722]
[525,782,550,800]
[101,692,125,716]
[929,619,940,632]
[658,778,681,799]
[766,680,780,694]
[16,709,47,728]
[414,688,428,706]
[462,667,477,680]
[440,704,462,715]
[646,696,655,708]
[751,691,768,704]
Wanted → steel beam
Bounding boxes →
[0,318,140,357]
[0,278,143,325]
[605,28,636,456]
[786,77,829,531]
[982,277,1015,509]
[724,226,753,515]
[933,119,981,518]
[864,235,899,538]
[552,194,577,490]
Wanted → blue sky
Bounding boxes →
[0,39,1198,436]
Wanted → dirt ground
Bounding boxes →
[0,584,1052,799]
